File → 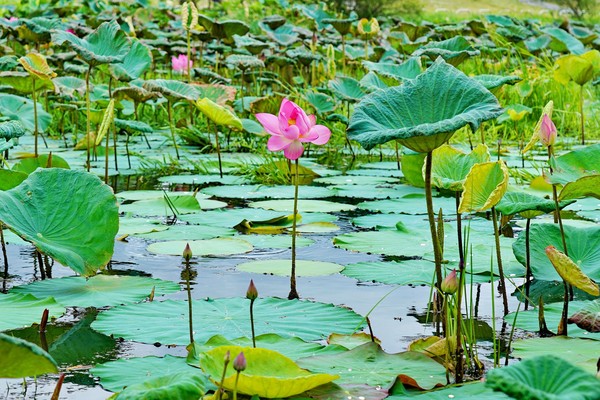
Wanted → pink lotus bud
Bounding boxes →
[182,243,192,261]
[441,269,458,295]
[233,352,246,372]
[539,114,557,146]
[246,279,258,300]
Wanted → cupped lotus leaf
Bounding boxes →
[194,83,236,106]
[198,345,338,398]
[0,170,27,191]
[18,52,56,81]
[225,54,264,70]
[485,355,600,400]
[114,118,153,133]
[92,297,365,344]
[545,246,599,296]
[0,120,26,139]
[143,79,199,101]
[147,238,253,256]
[431,144,490,191]
[0,93,51,132]
[304,91,336,115]
[542,27,586,54]
[0,293,66,331]
[202,184,334,200]
[512,336,600,374]
[197,15,250,42]
[52,20,131,66]
[298,342,446,390]
[362,58,421,80]
[112,85,156,103]
[115,371,207,400]
[496,191,574,217]
[359,71,389,92]
[506,300,600,339]
[522,100,554,154]
[387,381,511,399]
[554,51,600,86]
[181,1,198,31]
[458,160,509,213]
[10,275,180,308]
[347,58,503,153]
[233,214,297,234]
[322,17,355,35]
[328,76,366,103]
[0,334,58,378]
[52,76,87,97]
[11,154,70,175]
[261,15,287,30]
[513,223,600,282]
[195,98,242,130]
[547,143,600,187]
[119,195,226,216]
[92,355,205,392]
[249,199,356,213]
[237,260,344,277]
[473,74,521,91]
[0,169,118,276]
[110,39,152,82]
[412,36,480,66]
[568,299,600,333]
[559,175,600,201]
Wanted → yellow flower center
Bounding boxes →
[288,118,296,126]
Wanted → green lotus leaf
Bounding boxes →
[568,299,600,333]
[195,98,242,130]
[0,93,51,132]
[496,191,574,217]
[53,20,131,67]
[0,334,58,378]
[347,58,503,153]
[412,36,480,66]
[331,185,418,200]
[314,175,400,185]
[304,91,336,115]
[485,355,600,400]
[458,160,509,213]
[233,213,297,234]
[236,259,344,277]
[233,35,270,55]
[0,169,27,191]
[328,76,366,103]
[260,14,287,30]
[189,334,346,366]
[92,355,207,393]
[110,38,152,82]
[114,118,153,133]
[243,234,314,248]
[198,345,338,397]
[512,336,600,374]
[322,17,355,35]
[507,300,600,339]
[249,199,356,213]
[180,208,336,228]
[0,120,26,140]
[357,195,456,215]
[193,83,236,106]
[197,15,249,42]
[134,224,235,241]
[0,169,118,276]
[362,57,421,80]
[52,76,86,98]
[525,35,552,53]
[513,223,600,282]
[431,144,490,191]
[546,246,599,296]
[298,342,446,390]
[342,260,439,286]
[298,3,333,29]
[119,195,226,216]
[547,143,600,186]
[115,371,207,400]
[359,71,389,92]
[554,50,600,86]
[18,52,56,81]
[202,184,334,199]
[11,154,70,175]
[542,27,585,54]
[10,275,180,308]
[112,85,156,103]
[91,297,365,345]
[263,23,299,46]
[0,71,55,93]
[559,175,600,201]
[0,293,66,331]
[147,237,252,256]
[143,79,199,101]
[387,381,511,399]
[225,54,264,70]
[472,75,520,91]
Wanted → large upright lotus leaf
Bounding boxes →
[0,169,118,276]
[542,27,585,54]
[328,76,366,103]
[0,71,55,93]
[0,334,58,378]
[10,275,180,308]
[485,355,600,400]
[304,91,336,115]
[458,160,509,213]
[547,143,600,186]
[359,72,389,92]
[0,93,51,132]
[559,175,600,201]
[195,98,242,130]
[473,74,521,91]
[512,337,600,374]
[115,372,207,400]
[199,346,338,397]
[194,83,236,106]
[431,144,490,191]
[362,58,421,80]
[52,20,131,67]
[0,120,26,140]
[545,246,599,296]
[112,85,156,104]
[143,79,199,101]
[412,36,480,66]
[513,223,600,282]
[92,297,364,345]
[0,293,66,331]
[568,299,600,333]
[18,52,56,81]
[109,38,153,82]
[496,191,574,217]
[298,342,446,390]
[197,15,249,42]
[554,51,600,86]
[347,58,503,153]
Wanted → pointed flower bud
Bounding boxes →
[183,243,192,261]
[441,269,458,295]
[539,114,557,147]
[233,352,246,372]
[224,350,231,363]
[246,279,258,300]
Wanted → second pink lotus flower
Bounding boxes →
[172,54,192,73]
[255,98,331,160]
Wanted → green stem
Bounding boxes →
[288,159,300,300]
[233,371,240,400]
[85,65,93,172]
[186,29,192,84]
[214,124,222,178]
[579,84,584,145]
[491,207,509,316]
[524,218,532,310]
[454,192,464,383]
[167,101,181,160]
[185,258,194,344]
[250,299,256,348]
[32,77,38,157]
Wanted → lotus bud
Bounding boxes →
[539,114,557,147]
[233,352,246,372]
[224,350,231,363]
[441,269,458,295]
[246,279,258,301]
[183,243,192,261]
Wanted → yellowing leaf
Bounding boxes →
[18,53,56,81]
[196,97,243,130]
[95,99,116,146]
[522,100,553,154]
[458,160,509,213]
[545,246,599,296]
[554,50,600,86]
[431,143,490,191]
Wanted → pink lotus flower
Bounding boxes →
[7,17,18,22]
[539,114,556,146]
[171,54,191,73]
[255,98,331,160]
[66,28,76,35]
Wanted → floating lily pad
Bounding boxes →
[249,199,356,213]
[135,224,235,241]
[180,209,337,227]
[0,293,65,331]
[342,260,437,286]
[237,260,344,277]
[298,342,446,390]
[512,337,600,374]
[242,235,314,249]
[314,175,399,185]
[118,218,170,236]
[10,275,180,308]
[0,334,58,378]
[200,184,335,199]
[120,195,227,216]
[357,196,456,215]
[92,297,365,345]
[115,371,207,400]
[351,213,427,230]
[387,381,511,399]
[116,191,209,202]
[146,238,253,256]
[158,174,249,185]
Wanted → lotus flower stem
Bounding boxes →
[50,373,65,400]
[288,159,300,300]
[491,207,509,316]
[31,77,38,157]
[454,193,465,383]
[183,243,194,344]
[213,123,223,178]
[0,224,8,293]
[524,218,532,310]
[108,77,118,174]
[166,100,181,160]
[186,29,192,84]
[85,65,93,172]
[216,351,230,400]
[36,250,46,280]
[579,85,584,145]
